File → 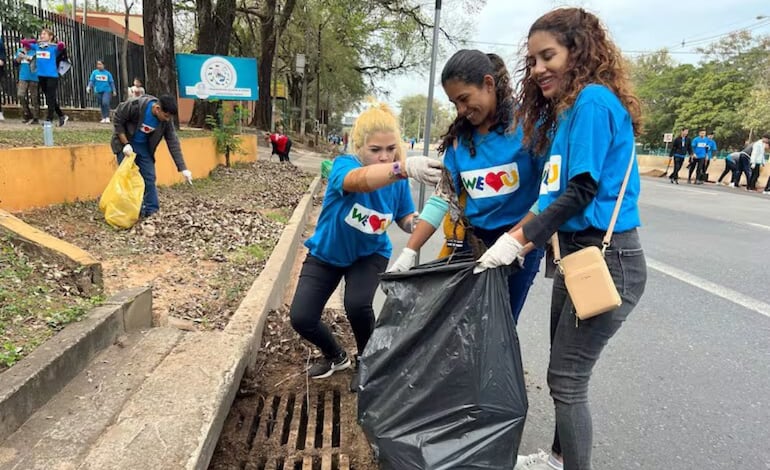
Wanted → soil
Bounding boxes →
[15,161,315,329]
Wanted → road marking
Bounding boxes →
[747,223,770,232]
[647,258,770,319]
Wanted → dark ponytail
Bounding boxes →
[437,50,514,157]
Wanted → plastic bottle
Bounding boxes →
[43,121,54,147]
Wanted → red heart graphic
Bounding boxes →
[485,171,507,192]
[369,215,382,232]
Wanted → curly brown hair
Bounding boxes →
[514,8,643,156]
[437,50,514,157]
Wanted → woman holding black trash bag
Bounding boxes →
[472,8,647,470]
[288,104,442,389]
[388,50,545,324]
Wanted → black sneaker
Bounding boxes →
[59,115,69,127]
[349,355,361,394]
[22,118,32,125]
[29,119,39,125]
[307,351,351,379]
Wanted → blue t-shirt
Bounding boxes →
[538,84,641,233]
[706,138,717,158]
[692,136,709,159]
[15,48,37,82]
[305,155,415,267]
[33,42,61,78]
[88,69,115,93]
[131,102,160,157]
[443,125,543,231]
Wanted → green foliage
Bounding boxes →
[0,0,44,36]
[631,32,770,150]
[398,94,454,142]
[205,102,250,167]
[0,342,24,368]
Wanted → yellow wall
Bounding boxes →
[0,136,258,212]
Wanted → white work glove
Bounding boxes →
[122,144,134,155]
[387,248,417,273]
[473,233,524,274]
[405,157,442,185]
[181,169,193,185]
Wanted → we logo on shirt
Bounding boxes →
[460,163,520,199]
[540,154,562,194]
[36,51,51,60]
[344,203,392,235]
[96,75,108,81]
[140,124,156,134]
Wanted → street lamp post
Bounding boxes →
[415,0,442,264]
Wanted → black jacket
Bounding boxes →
[670,135,692,157]
[110,95,187,171]
[0,37,6,73]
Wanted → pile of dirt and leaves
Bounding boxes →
[17,161,314,330]
[0,238,103,370]
[210,307,377,470]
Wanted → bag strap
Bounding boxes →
[551,145,636,262]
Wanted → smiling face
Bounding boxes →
[527,30,570,100]
[443,77,496,128]
[358,131,398,166]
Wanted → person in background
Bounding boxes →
[265,124,292,162]
[717,152,738,186]
[342,131,349,152]
[734,141,754,189]
[111,94,192,218]
[748,134,768,191]
[668,127,692,184]
[86,60,117,123]
[288,104,441,393]
[503,8,647,469]
[128,77,145,99]
[689,129,709,184]
[15,39,40,124]
[705,131,717,179]
[0,35,6,121]
[30,28,68,127]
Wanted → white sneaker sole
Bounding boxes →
[310,358,352,379]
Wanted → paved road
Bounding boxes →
[294,149,770,468]
[382,155,770,469]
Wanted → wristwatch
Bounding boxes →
[391,161,408,180]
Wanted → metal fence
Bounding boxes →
[0,5,145,111]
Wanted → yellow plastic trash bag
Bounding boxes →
[99,153,145,229]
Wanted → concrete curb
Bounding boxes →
[0,287,152,442]
[32,176,324,469]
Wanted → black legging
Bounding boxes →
[671,156,685,180]
[289,253,388,358]
[717,159,736,183]
[38,76,64,121]
[748,164,762,190]
[688,158,706,182]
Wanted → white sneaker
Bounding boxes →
[764,191,770,195]
[0,112,5,121]
[515,450,557,470]
[729,183,735,188]
[105,117,111,123]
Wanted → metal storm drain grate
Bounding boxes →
[235,389,351,470]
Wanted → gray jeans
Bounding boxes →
[17,80,40,120]
[548,228,647,470]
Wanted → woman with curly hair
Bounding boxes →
[388,49,545,323]
[472,8,648,470]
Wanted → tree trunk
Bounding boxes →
[188,0,237,128]
[143,0,179,125]
[253,0,298,130]
[121,0,133,100]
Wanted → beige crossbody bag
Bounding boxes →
[550,147,636,320]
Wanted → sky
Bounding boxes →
[377,0,770,112]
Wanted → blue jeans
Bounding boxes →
[474,227,545,323]
[549,228,647,469]
[116,151,159,217]
[96,91,112,119]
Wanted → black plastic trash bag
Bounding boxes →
[357,255,528,469]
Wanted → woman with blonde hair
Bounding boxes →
[288,103,441,390]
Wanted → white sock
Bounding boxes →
[547,454,563,470]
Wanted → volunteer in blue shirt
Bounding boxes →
[288,103,441,388]
[705,131,718,177]
[388,50,545,323]
[15,39,40,124]
[31,28,69,126]
[689,129,709,184]
[87,60,117,123]
[477,8,647,470]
